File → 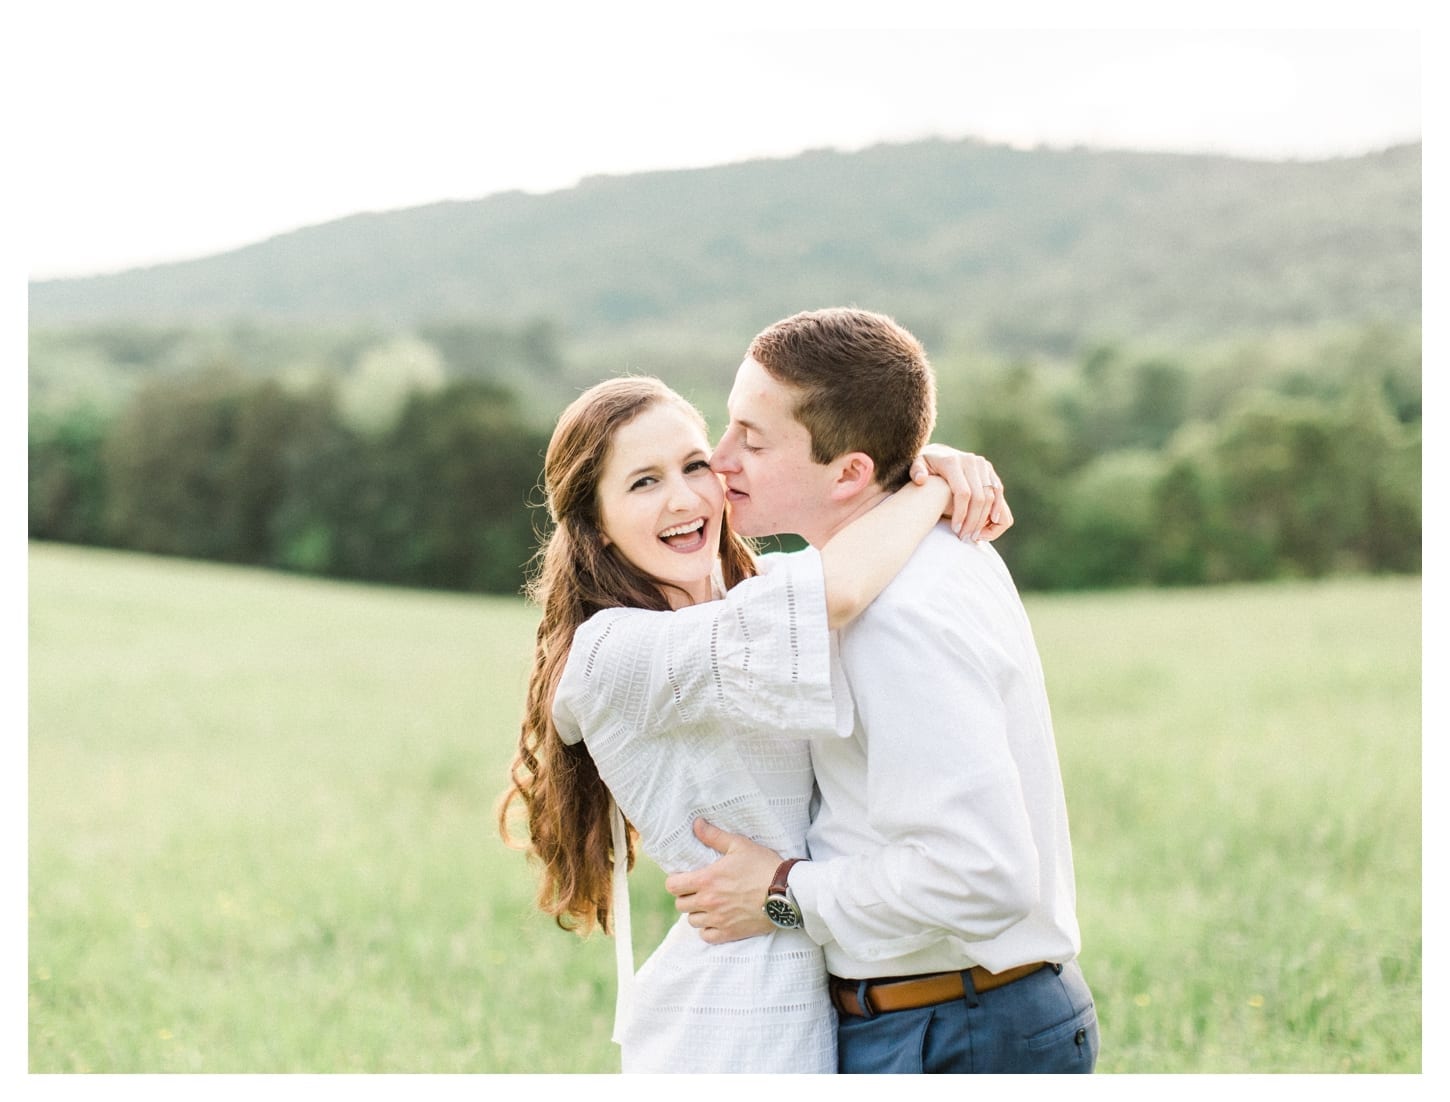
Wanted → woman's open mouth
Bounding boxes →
[659,518,709,553]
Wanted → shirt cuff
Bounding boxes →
[786,858,833,950]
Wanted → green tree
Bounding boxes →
[103,372,329,563]
[1052,450,1162,588]
[270,379,548,593]
[1127,358,1191,450]
[28,404,113,545]
[1331,377,1421,573]
[1149,452,1211,586]
[944,359,1071,589]
[1209,393,1356,578]
[268,411,378,578]
[384,381,549,592]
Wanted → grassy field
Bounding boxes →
[27,543,1421,1073]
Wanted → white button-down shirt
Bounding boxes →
[791,525,1083,979]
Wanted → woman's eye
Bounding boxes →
[629,476,656,491]
[685,460,712,474]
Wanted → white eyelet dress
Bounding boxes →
[552,547,851,1074]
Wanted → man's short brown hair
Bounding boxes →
[747,308,937,489]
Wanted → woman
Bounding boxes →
[498,377,1006,1073]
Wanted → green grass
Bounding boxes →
[1037,582,1421,1072]
[28,544,1421,1072]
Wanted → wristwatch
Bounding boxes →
[763,857,805,929]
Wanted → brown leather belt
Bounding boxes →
[829,963,1052,1017]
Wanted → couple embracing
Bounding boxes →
[500,308,1098,1074]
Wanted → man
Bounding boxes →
[665,308,1097,1073]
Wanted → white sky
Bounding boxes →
[17,2,1426,280]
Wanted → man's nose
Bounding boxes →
[710,435,739,473]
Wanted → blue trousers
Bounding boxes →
[836,960,1098,1074]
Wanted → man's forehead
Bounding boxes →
[726,356,793,422]
[724,357,754,402]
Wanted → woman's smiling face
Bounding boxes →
[596,400,726,608]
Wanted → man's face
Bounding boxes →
[710,356,837,545]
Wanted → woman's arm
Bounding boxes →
[819,476,951,630]
[821,449,1011,629]
[910,444,1012,540]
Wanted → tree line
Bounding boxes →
[938,330,1420,588]
[28,321,1420,594]
[29,370,550,594]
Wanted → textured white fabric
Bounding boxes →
[553,547,846,1074]
[791,525,1083,980]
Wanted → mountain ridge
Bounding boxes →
[29,137,1421,361]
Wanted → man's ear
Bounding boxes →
[828,452,877,502]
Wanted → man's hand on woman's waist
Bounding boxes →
[665,819,782,943]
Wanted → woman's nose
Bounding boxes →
[668,476,701,510]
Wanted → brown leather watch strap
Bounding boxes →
[770,857,803,895]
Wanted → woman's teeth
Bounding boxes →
[660,521,703,538]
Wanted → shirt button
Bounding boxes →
[1075,1028,1087,1045]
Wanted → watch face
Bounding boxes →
[764,896,801,929]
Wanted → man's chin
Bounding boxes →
[727,509,767,539]
[723,499,751,532]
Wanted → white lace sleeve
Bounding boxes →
[553,546,844,746]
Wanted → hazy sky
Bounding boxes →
[20,4,1425,280]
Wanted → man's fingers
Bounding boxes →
[692,816,734,854]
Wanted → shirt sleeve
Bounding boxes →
[552,546,848,748]
[790,541,1045,962]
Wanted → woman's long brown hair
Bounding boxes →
[498,377,757,935]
